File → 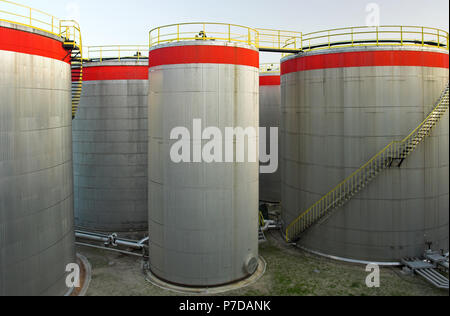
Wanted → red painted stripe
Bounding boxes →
[83,66,148,81]
[281,50,449,75]
[0,26,70,63]
[260,75,280,86]
[149,45,259,68]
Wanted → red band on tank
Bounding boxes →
[0,26,70,63]
[281,50,450,75]
[148,45,259,68]
[260,75,281,86]
[83,66,148,81]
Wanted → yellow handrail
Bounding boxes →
[259,212,266,228]
[149,23,448,53]
[86,45,148,62]
[300,25,449,52]
[260,63,280,73]
[256,28,302,51]
[0,0,82,49]
[149,22,260,48]
[1,1,83,119]
[286,83,449,242]
[0,0,61,35]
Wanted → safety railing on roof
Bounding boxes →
[1,0,83,118]
[256,28,302,52]
[0,0,82,45]
[260,63,280,73]
[86,45,149,62]
[300,26,449,52]
[0,0,60,34]
[149,22,260,48]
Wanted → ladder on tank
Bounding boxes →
[63,41,83,119]
[285,83,450,243]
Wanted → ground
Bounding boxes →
[78,231,448,296]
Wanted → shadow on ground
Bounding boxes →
[77,231,447,296]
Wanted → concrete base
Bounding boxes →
[68,253,92,296]
[145,257,267,295]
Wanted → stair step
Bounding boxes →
[287,84,449,240]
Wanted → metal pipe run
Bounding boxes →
[75,231,147,250]
[75,242,146,258]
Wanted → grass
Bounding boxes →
[78,231,448,296]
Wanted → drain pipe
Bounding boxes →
[75,231,147,250]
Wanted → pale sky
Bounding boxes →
[4,0,450,63]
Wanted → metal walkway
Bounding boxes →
[402,255,449,290]
[286,83,450,242]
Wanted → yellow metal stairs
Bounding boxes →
[60,21,83,119]
[286,83,450,243]
[63,42,83,119]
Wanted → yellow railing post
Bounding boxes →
[422,27,424,46]
[118,46,121,61]
[300,33,303,51]
[278,30,281,50]
[29,7,32,26]
[328,30,331,48]
[100,47,102,62]
[228,24,231,42]
[177,24,180,41]
[400,26,403,45]
[351,28,354,47]
[437,29,440,48]
[376,26,379,46]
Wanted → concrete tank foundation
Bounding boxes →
[148,41,260,286]
[281,46,449,262]
[73,60,149,232]
[259,72,281,203]
[0,22,75,296]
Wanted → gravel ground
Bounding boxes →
[77,231,448,296]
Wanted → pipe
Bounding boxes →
[75,231,146,250]
[75,242,146,258]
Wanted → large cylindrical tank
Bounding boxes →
[0,22,75,296]
[281,46,449,262]
[259,70,281,203]
[148,41,260,286]
[73,60,148,232]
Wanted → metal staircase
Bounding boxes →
[60,21,83,119]
[286,83,450,242]
[68,45,83,119]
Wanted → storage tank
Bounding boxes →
[148,40,260,286]
[0,21,75,295]
[259,65,281,203]
[73,59,149,232]
[281,45,449,262]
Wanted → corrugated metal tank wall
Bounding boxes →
[0,22,75,296]
[148,41,260,286]
[281,46,449,262]
[73,60,149,232]
[259,72,281,202]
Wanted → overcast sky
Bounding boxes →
[4,0,449,63]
